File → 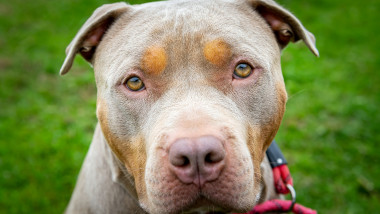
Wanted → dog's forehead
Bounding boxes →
[95,0,278,78]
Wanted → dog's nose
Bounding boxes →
[168,135,225,187]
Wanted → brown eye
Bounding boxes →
[233,63,253,79]
[125,76,145,91]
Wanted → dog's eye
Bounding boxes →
[233,63,252,79]
[125,76,145,91]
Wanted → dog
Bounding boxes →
[60,0,318,213]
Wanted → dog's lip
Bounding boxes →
[181,196,228,214]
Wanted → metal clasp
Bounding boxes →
[286,184,296,213]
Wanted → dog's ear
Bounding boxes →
[60,2,130,75]
[248,0,319,56]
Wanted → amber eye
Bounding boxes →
[125,76,145,91]
[233,63,253,79]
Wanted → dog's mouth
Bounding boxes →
[143,126,259,214]
[178,195,231,214]
[167,179,258,214]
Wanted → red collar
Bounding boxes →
[235,164,317,214]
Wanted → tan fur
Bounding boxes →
[97,99,148,202]
[142,46,167,76]
[203,39,232,67]
[60,0,318,213]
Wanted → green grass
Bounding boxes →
[0,0,379,213]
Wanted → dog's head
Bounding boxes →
[61,0,318,213]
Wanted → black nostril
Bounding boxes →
[204,150,224,164]
[182,156,190,166]
[205,153,213,163]
[171,155,191,167]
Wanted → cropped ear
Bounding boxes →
[248,0,319,56]
[60,2,131,75]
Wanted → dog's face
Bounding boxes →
[61,0,318,213]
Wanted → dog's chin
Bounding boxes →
[143,191,258,214]
[179,196,229,213]
[189,194,258,214]
[154,197,233,214]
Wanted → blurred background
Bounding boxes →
[0,0,379,213]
